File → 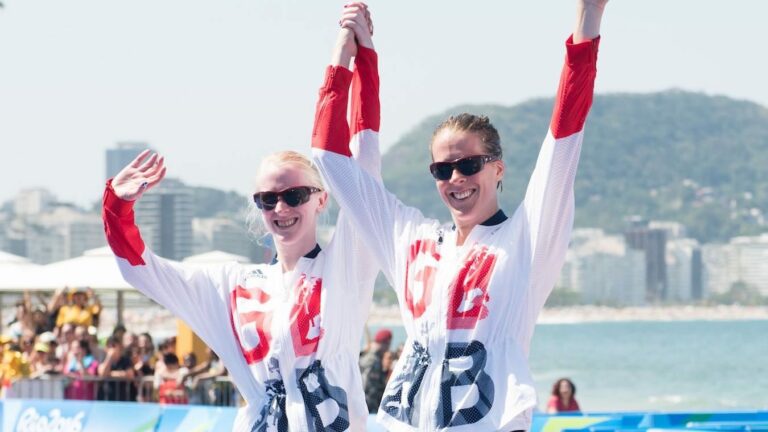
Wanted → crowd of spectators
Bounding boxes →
[0,287,229,405]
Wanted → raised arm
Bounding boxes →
[102,152,232,353]
[312,4,424,284]
[524,0,607,310]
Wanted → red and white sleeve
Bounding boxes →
[524,35,600,309]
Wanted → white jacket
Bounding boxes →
[103,46,382,432]
[312,36,600,431]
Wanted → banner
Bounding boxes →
[0,399,236,432]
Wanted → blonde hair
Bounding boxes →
[245,151,326,239]
[256,151,324,190]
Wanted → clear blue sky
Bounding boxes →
[1,0,766,206]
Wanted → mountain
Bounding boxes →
[380,91,768,242]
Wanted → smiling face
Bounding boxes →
[431,129,504,231]
[255,161,327,252]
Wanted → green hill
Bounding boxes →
[381,91,768,242]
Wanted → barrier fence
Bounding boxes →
[6,375,242,407]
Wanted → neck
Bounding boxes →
[454,204,499,246]
[275,236,318,272]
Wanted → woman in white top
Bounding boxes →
[103,4,382,430]
[311,1,609,430]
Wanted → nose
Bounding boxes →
[449,167,467,183]
[273,198,292,213]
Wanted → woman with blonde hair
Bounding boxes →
[312,1,609,430]
[102,4,381,430]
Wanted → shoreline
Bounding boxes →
[367,304,768,326]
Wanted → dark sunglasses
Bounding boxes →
[429,155,500,181]
[253,186,322,211]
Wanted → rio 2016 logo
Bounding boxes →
[15,408,85,432]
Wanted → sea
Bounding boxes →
[369,320,768,412]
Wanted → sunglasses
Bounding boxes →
[253,186,322,211]
[429,155,500,181]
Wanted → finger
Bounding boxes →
[341,12,368,32]
[137,153,158,172]
[340,13,362,25]
[340,20,363,32]
[144,156,165,177]
[342,4,364,15]
[352,13,370,33]
[145,166,167,189]
[129,149,152,168]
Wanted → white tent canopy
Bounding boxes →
[0,262,44,290]
[32,246,133,291]
[0,247,252,292]
[0,251,31,264]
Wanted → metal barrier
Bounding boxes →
[7,375,242,406]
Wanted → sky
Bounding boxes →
[1,0,767,207]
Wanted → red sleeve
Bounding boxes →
[350,46,380,135]
[102,179,146,266]
[311,65,354,156]
[550,35,600,139]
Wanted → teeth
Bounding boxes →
[452,189,474,200]
[274,218,298,228]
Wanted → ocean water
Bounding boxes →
[371,320,768,412]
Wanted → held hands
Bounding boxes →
[339,2,373,49]
[331,3,374,67]
[111,149,167,201]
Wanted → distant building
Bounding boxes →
[559,229,646,305]
[134,178,193,261]
[703,234,768,297]
[23,206,105,264]
[13,188,55,217]
[193,217,251,257]
[106,141,153,180]
[666,238,703,302]
[625,222,668,302]
[649,221,687,240]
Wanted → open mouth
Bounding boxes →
[273,217,298,228]
[450,189,476,201]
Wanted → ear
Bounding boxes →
[494,159,505,182]
[316,191,328,213]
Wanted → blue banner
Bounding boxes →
[0,399,236,432]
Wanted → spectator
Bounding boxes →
[18,332,36,363]
[46,287,68,331]
[547,378,581,413]
[0,336,30,391]
[192,349,229,405]
[112,323,127,342]
[155,353,189,405]
[97,336,136,401]
[122,331,137,353]
[87,327,105,363]
[28,342,57,378]
[55,323,75,363]
[381,350,397,382]
[134,333,155,376]
[56,287,101,328]
[64,339,99,400]
[7,295,35,339]
[359,328,392,413]
[153,337,176,378]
